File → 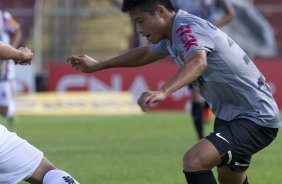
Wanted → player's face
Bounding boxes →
[130,7,167,44]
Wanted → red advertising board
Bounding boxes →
[48,60,190,110]
[48,59,282,110]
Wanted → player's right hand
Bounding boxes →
[66,55,99,73]
[15,47,33,65]
[137,90,167,112]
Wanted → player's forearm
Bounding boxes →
[0,41,23,60]
[161,52,207,96]
[98,46,158,70]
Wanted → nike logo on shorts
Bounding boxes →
[216,132,230,143]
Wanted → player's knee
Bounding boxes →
[183,151,206,171]
[43,169,79,184]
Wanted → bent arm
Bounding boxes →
[160,50,207,96]
[214,1,235,27]
[11,25,22,48]
[214,10,235,27]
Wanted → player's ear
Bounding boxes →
[155,5,166,18]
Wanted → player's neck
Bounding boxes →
[167,12,176,43]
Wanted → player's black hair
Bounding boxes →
[121,0,174,15]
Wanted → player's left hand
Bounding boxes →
[137,90,167,112]
[15,47,33,65]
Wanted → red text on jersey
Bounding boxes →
[176,25,198,52]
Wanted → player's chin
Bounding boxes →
[148,38,162,44]
[148,38,158,44]
[146,36,158,44]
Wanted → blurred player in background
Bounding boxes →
[171,0,235,139]
[0,42,79,184]
[67,0,281,183]
[0,9,22,126]
[199,0,235,27]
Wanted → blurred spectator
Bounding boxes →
[221,0,277,58]
[0,9,22,126]
[172,0,235,27]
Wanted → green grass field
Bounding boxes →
[2,112,281,184]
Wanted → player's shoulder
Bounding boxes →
[174,10,201,31]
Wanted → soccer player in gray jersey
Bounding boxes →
[67,0,281,183]
[171,0,235,140]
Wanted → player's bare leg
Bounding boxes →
[25,157,56,184]
[183,138,221,183]
[25,157,79,184]
[217,166,248,184]
[183,138,221,171]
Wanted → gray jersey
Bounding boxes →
[151,10,281,128]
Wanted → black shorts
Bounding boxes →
[206,118,278,172]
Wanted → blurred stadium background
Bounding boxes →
[0,0,281,183]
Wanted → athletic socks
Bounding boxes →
[191,102,204,139]
[183,170,217,184]
[43,169,79,184]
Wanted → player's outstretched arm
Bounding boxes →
[0,41,33,65]
[67,45,163,73]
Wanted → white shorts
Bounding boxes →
[0,81,13,106]
[0,124,43,184]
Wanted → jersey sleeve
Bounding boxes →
[3,11,19,35]
[174,21,215,61]
[150,40,170,57]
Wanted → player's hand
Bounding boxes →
[137,90,167,112]
[15,47,33,65]
[66,55,99,73]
